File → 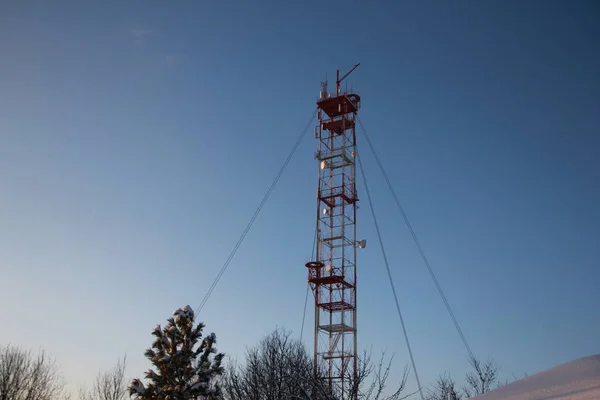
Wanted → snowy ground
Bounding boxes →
[472,354,600,400]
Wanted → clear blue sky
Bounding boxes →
[1,0,598,396]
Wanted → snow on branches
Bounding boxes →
[128,305,224,400]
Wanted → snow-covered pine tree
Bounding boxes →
[128,305,224,400]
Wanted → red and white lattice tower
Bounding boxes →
[306,65,363,399]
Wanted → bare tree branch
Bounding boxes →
[221,329,409,400]
[221,328,332,400]
[463,356,498,398]
[426,373,462,400]
[0,344,65,400]
[349,349,408,400]
[80,355,127,400]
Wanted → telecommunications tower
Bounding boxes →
[305,64,363,399]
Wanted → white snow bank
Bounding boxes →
[472,354,600,400]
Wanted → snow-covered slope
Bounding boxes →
[472,354,600,400]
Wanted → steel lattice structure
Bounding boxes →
[306,65,362,399]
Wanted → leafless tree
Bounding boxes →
[80,356,127,400]
[221,328,332,400]
[462,356,499,398]
[347,349,410,400]
[0,344,66,400]
[426,374,462,400]
[221,328,411,400]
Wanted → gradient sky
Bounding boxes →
[1,0,599,397]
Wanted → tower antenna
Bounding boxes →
[336,63,360,96]
[306,65,363,399]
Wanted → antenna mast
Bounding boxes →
[306,64,363,399]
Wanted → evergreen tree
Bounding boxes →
[128,305,224,400]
